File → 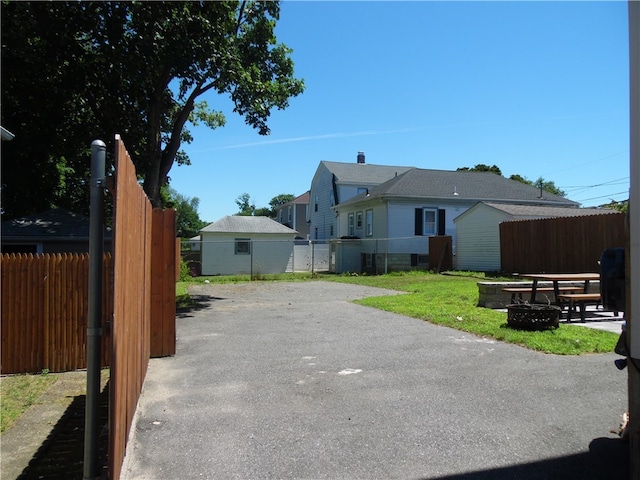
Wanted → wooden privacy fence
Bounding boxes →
[0,253,112,374]
[109,135,177,479]
[500,213,626,274]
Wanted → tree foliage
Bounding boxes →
[599,199,628,213]
[457,165,565,197]
[234,192,294,217]
[235,192,256,216]
[457,164,502,175]
[1,1,304,218]
[162,187,208,238]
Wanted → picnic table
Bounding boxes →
[514,273,599,305]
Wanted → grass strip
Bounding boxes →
[323,271,619,355]
[1,370,58,432]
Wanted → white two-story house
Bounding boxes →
[330,168,579,273]
[308,152,413,240]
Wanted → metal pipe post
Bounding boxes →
[84,140,106,480]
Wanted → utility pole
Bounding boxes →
[84,140,106,480]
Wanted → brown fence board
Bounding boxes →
[0,253,112,374]
[109,136,174,480]
[500,213,625,274]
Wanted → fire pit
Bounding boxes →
[506,303,561,331]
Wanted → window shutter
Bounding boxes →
[415,208,423,236]
[438,209,446,236]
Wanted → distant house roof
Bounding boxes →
[1,208,111,241]
[289,191,310,204]
[338,168,579,208]
[479,202,615,218]
[320,161,413,185]
[201,216,298,235]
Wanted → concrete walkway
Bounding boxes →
[121,281,629,480]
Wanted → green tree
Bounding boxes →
[599,199,628,213]
[235,193,256,216]
[1,1,305,218]
[162,187,208,238]
[509,175,566,197]
[457,164,503,175]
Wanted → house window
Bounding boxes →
[356,211,363,229]
[365,209,373,237]
[314,195,319,212]
[348,213,355,236]
[357,187,367,195]
[423,209,436,235]
[288,206,292,223]
[315,227,318,239]
[235,238,251,255]
[415,208,446,236]
[330,224,334,236]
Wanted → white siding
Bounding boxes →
[309,164,336,240]
[455,204,511,272]
[201,232,295,275]
[387,201,474,254]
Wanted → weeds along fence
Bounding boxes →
[0,253,113,374]
[500,213,626,274]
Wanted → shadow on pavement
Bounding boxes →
[429,437,629,480]
[18,382,110,480]
[177,294,226,318]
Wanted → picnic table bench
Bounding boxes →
[556,293,603,322]
[502,286,583,303]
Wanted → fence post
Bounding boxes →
[84,139,106,480]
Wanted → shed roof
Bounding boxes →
[201,216,298,235]
[480,202,616,218]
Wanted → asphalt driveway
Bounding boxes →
[121,281,629,480]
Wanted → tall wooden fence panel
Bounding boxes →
[150,208,177,358]
[500,213,625,274]
[109,136,177,479]
[109,136,152,480]
[0,253,112,374]
[429,235,453,272]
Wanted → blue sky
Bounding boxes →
[168,1,630,223]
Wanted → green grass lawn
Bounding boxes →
[181,270,619,355]
[0,370,58,432]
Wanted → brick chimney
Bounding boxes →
[357,151,365,164]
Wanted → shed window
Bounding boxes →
[366,209,373,237]
[235,238,251,255]
[356,211,363,229]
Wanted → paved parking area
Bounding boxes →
[122,281,629,480]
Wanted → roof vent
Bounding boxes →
[453,186,459,196]
[357,151,365,164]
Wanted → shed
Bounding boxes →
[200,216,298,275]
[453,202,615,272]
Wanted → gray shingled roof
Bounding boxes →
[339,168,579,207]
[1,208,111,240]
[201,216,298,234]
[481,202,615,218]
[321,161,413,184]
